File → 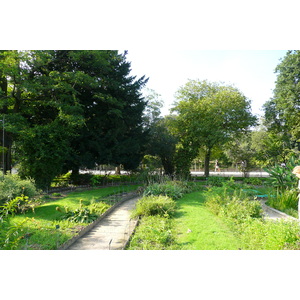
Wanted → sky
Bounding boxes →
[126,50,288,117]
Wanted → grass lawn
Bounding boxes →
[173,191,243,250]
[1,185,139,250]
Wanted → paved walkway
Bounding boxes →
[260,199,298,221]
[66,196,140,250]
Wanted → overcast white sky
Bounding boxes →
[126,50,288,117]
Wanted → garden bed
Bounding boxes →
[0,185,139,250]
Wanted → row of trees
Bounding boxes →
[0,50,148,188]
[146,50,300,176]
[221,50,300,169]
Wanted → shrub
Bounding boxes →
[143,181,188,200]
[267,189,298,214]
[239,218,300,250]
[243,177,263,186]
[131,195,176,218]
[219,196,263,226]
[205,187,263,226]
[0,194,37,218]
[59,199,110,223]
[222,177,245,189]
[264,156,299,191]
[61,207,98,223]
[206,176,225,187]
[0,174,38,205]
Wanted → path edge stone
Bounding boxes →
[260,199,299,221]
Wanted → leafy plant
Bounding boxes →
[239,218,300,250]
[0,194,36,218]
[61,207,98,223]
[205,187,263,227]
[243,177,263,185]
[0,174,38,205]
[264,155,299,191]
[206,176,225,187]
[131,195,176,218]
[143,181,188,200]
[267,189,298,215]
[1,218,30,250]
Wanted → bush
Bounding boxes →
[131,195,176,218]
[205,187,263,226]
[243,177,263,185]
[239,218,300,250]
[264,156,299,191]
[0,194,36,218]
[143,181,189,200]
[267,189,298,214]
[206,176,225,187]
[0,174,38,205]
[59,199,111,223]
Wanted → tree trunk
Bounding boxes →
[161,157,175,178]
[204,148,211,177]
[71,166,80,176]
[115,165,121,175]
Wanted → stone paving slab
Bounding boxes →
[66,197,139,250]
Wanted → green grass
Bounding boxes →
[173,191,243,250]
[1,185,139,250]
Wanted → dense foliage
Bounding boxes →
[0,50,148,189]
[0,174,37,205]
[263,50,300,163]
[172,80,257,177]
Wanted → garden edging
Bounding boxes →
[260,199,299,221]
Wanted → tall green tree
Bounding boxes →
[267,50,300,139]
[263,50,300,162]
[0,50,85,188]
[59,50,148,173]
[0,50,148,189]
[172,79,256,177]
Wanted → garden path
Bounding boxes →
[260,199,298,221]
[63,194,298,250]
[65,196,139,250]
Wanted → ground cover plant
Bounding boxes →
[127,215,178,250]
[204,185,300,250]
[0,185,139,250]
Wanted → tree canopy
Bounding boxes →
[0,50,148,189]
[172,79,257,176]
[263,50,300,163]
